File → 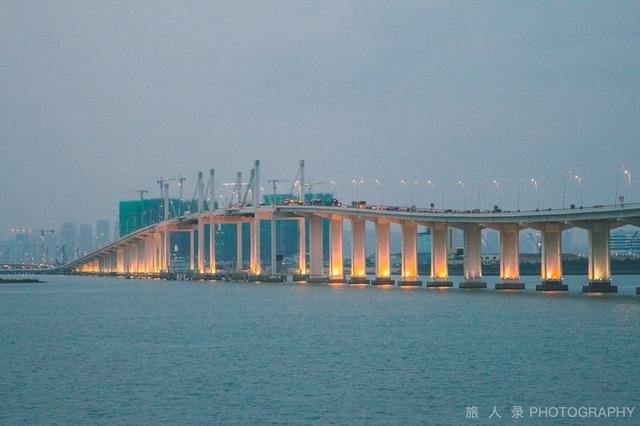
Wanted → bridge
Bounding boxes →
[63,162,640,295]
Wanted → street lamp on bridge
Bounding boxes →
[530,178,539,210]
[457,180,466,210]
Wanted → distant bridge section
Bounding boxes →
[64,201,640,294]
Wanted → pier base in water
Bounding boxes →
[459,280,487,289]
[536,280,568,292]
[426,280,453,288]
[583,281,617,293]
[495,281,525,290]
[348,276,370,285]
[371,277,395,286]
[397,279,422,287]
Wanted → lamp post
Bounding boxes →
[516,175,522,211]
[476,178,484,210]
[410,180,418,207]
[562,170,574,209]
[614,164,625,205]
[492,179,501,208]
[427,180,435,208]
[624,169,632,203]
[374,179,384,205]
[574,175,583,207]
[457,180,466,210]
[531,178,539,210]
[352,179,363,201]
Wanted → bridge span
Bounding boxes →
[64,202,640,294]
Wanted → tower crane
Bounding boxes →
[221,172,249,207]
[157,175,187,217]
[157,176,187,199]
[267,179,288,195]
[304,181,328,193]
[126,189,149,201]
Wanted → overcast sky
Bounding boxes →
[1,1,639,234]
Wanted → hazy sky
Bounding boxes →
[1,1,639,234]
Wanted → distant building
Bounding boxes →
[417,230,431,266]
[13,233,33,263]
[60,223,78,261]
[120,193,336,269]
[119,198,196,237]
[78,224,94,256]
[611,230,640,255]
[96,220,111,247]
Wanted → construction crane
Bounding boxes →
[126,189,149,201]
[157,176,187,199]
[304,180,328,193]
[267,179,288,195]
[157,175,187,217]
[221,172,249,208]
[10,228,55,264]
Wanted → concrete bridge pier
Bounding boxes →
[583,221,617,293]
[459,223,486,288]
[138,240,146,273]
[153,232,161,273]
[162,228,170,273]
[348,217,369,284]
[189,230,195,272]
[247,216,270,282]
[144,235,152,273]
[372,219,394,285]
[292,218,308,282]
[136,240,144,273]
[398,221,421,287]
[144,235,151,273]
[128,242,135,273]
[308,215,326,282]
[537,223,568,291]
[122,245,129,273]
[105,254,111,273]
[427,222,452,287]
[197,218,205,273]
[249,218,261,276]
[116,246,125,274]
[495,224,524,290]
[130,243,138,273]
[328,217,346,283]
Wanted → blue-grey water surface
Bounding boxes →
[2,275,640,425]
